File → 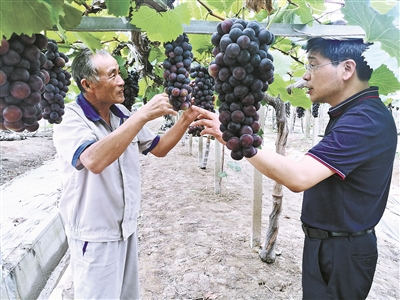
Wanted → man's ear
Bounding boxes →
[342,59,357,80]
[81,79,91,91]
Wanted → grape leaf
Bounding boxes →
[268,74,311,108]
[218,171,227,178]
[370,64,400,96]
[370,0,397,15]
[341,1,400,65]
[105,0,131,17]
[73,32,102,52]
[203,0,237,13]
[306,0,326,11]
[187,34,213,58]
[0,0,56,39]
[227,161,241,172]
[269,50,292,81]
[148,46,163,64]
[113,55,128,79]
[186,0,209,20]
[130,4,191,43]
[59,2,83,30]
[363,42,399,81]
[294,0,314,25]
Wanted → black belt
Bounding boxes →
[302,224,373,239]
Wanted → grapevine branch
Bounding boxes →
[196,0,225,21]
[271,45,304,65]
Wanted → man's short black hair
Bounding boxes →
[306,38,373,81]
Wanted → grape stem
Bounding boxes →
[196,0,225,21]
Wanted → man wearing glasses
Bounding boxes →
[192,37,397,299]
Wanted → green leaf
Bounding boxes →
[268,75,310,108]
[130,4,192,43]
[294,0,314,24]
[114,55,128,79]
[218,171,227,178]
[370,0,397,15]
[73,32,103,52]
[59,2,83,30]
[0,0,56,39]
[363,42,399,81]
[187,34,213,58]
[186,0,210,20]
[203,0,237,13]
[227,161,241,172]
[269,49,292,80]
[105,0,131,17]
[341,0,400,65]
[148,46,163,64]
[370,64,400,96]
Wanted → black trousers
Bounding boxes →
[302,231,378,300]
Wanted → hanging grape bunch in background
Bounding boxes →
[187,64,216,137]
[162,33,194,111]
[0,33,71,132]
[312,102,320,118]
[122,70,140,111]
[40,39,71,124]
[208,18,275,160]
[296,107,305,118]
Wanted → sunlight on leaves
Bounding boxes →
[130,4,191,43]
[0,0,55,39]
[370,65,400,96]
[105,0,131,17]
[73,32,102,52]
[341,1,400,65]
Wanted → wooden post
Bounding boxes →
[251,105,266,248]
[214,140,221,194]
[198,136,203,168]
[305,108,311,138]
[188,134,193,155]
[312,116,319,146]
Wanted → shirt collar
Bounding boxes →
[328,86,379,118]
[76,93,130,122]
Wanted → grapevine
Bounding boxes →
[188,64,216,137]
[122,70,140,111]
[0,33,70,132]
[209,18,275,160]
[162,33,194,111]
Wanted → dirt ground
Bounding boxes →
[1,117,399,299]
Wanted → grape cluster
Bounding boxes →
[0,33,69,132]
[208,18,275,160]
[162,33,194,111]
[312,103,320,118]
[187,64,216,137]
[122,70,140,111]
[285,102,291,117]
[39,39,71,124]
[296,107,305,118]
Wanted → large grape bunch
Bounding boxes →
[122,70,139,111]
[162,33,194,111]
[0,33,71,132]
[208,18,275,160]
[187,64,216,137]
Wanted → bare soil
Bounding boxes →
[0,119,398,299]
